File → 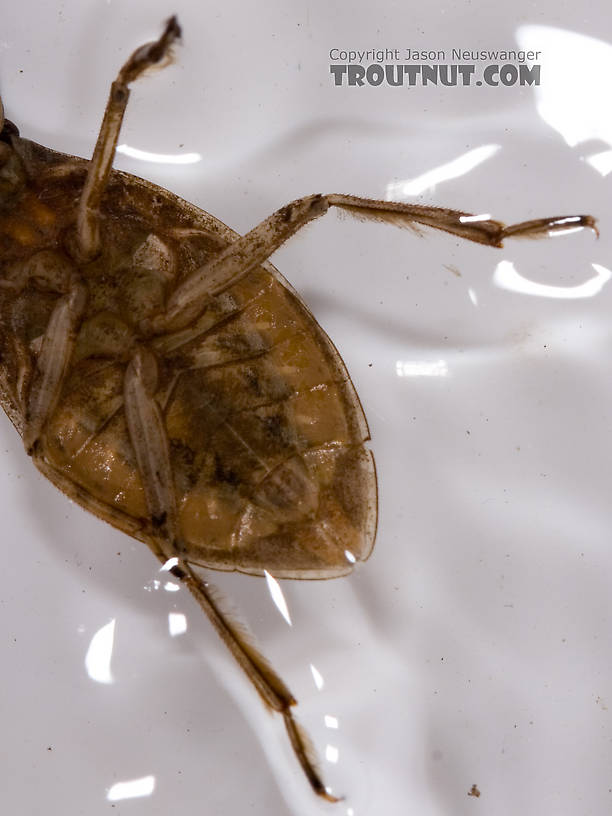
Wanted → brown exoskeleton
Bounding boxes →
[0,17,597,801]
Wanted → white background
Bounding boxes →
[1,2,611,815]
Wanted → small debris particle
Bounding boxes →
[468,783,481,798]
[47,746,52,751]
[444,264,462,277]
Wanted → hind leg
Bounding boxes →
[147,193,597,334]
[122,344,340,801]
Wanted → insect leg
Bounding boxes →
[23,280,88,454]
[148,194,596,334]
[123,346,178,538]
[74,17,181,262]
[325,195,597,242]
[123,350,337,799]
[164,557,338,801]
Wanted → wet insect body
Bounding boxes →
[0,18,596,800]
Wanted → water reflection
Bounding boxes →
[517,26,612,148]
[385,145,500,198]
[325,744,339,764]
[585,149,612,177]
[264,570,292,626]
[106,775,156,801]
[310,663,325,690]
[84,619,115,685]
[493,260,611,298]
[116,144,202,165]
[168,612,187,637]
[395,360,448,377]
[160,557,179,572]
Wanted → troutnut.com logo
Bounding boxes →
[329,48,542,87]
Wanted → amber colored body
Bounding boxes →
[0,138,377,580]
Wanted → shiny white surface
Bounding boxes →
[1,2,611,815]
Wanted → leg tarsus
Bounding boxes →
[283,709,343,802]
[120,16,181,84]
[499,214,598,240]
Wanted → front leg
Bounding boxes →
[74,17,181,262]
[146,193,597,335]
